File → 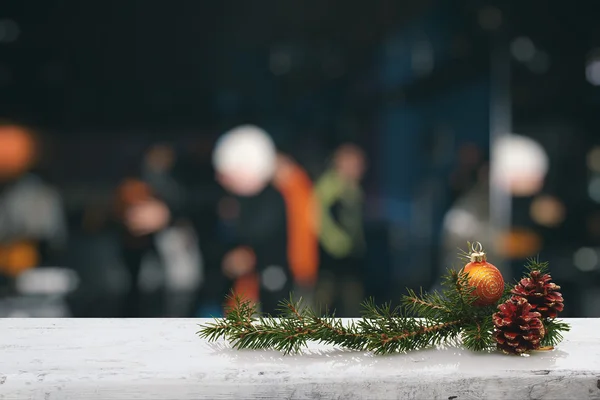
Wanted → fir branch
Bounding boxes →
[365,319,462,355]
[443,269,478,313]
[541,318,571,347]
[524,256,550,274]
[457,242,474,263]
[280,293,308,320]
[359,298,405,334]
[358,299,463,354]
[221,297,308,353]
[282,297,368,352]
[461,316,495,351]
[309,316,368,351]
[197,293,256,341]
[197,255,569,356]
[231,317,305,353]
[501,281,513,300]
[200,297,368,354]
[402,288,452,319]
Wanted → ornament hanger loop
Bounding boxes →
[472,241,483,253]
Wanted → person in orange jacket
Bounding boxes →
[220,150,320,311]
[272,152,320,291]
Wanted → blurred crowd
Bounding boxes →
[1,117,596,318]
[1,116,599,318]
[0,121,372,317]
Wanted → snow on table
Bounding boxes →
[0,318,599,399]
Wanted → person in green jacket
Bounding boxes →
[314,143,367,316]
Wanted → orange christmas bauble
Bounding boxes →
[463,261,504,306]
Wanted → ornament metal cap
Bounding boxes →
[470,242,486,263]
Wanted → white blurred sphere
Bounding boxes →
[492,134,548,197]
[213,125,277,196]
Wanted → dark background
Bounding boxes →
[2,0,600,316]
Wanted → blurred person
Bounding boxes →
[439,160,540,283]
[140,144,185,214]
[0,122,67,284]
[314,143,367,316]
[113,143,195,317]
[439,136,549,288]
[212,125,292,315]
[114,178,168,316]
[140,144,202,316]
[272,152,320,298]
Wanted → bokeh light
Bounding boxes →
[510,37,535,63]
[588,176,600,203]
[0,124,36,180]
[497,228,542,259]
[213,125,277,197]
[587,146,600,172]
[477,6,502,31]
[492,134,549,197]
[586,49,600,86]
[530,195,566,227]
[0,19,20,43]
[573,247,598,271]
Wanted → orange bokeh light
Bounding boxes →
[0,124,36,179]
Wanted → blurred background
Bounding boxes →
[1,0,599,318]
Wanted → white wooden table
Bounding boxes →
[0,318,599,400]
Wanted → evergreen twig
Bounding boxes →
[457,242,474,262]
[197,251,570,356]
[541,319,570,347]
[403,288,452,319]
[524,256,550,274]
[461,315,495,351]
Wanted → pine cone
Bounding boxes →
[512,270,564,318]
[493,296,545,355]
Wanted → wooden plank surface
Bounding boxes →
[0,318,599,399]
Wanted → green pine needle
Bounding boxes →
[500,281,514,303]
[541,318,571,347]
[402,287,452,319]
[461,316,495,352]
[524,256,550,274]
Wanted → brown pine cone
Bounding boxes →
[512,270,564,318]
[493,296,545,355]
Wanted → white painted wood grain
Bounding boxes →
[0,318,599,399]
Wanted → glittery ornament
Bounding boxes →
[462,242,504,306]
